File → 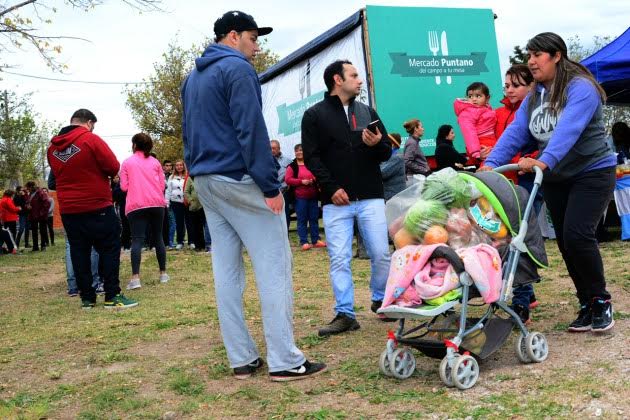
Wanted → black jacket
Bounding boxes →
[301,93,391,205]
[435,138,467,170]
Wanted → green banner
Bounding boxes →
[366,6,503,156]
[390,52,489,77]
[277,91,325,136]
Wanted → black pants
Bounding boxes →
[189,208,206,250]
[45,216,55,245]
[62,206,121,302]
[2,221,17,251]
[4,221,17,244]
[30,220,49,251]
[542,167,615,304]
[283,190,293,230]
[120,211,131,250]
[127,207,166,275]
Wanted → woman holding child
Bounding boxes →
[481,32,617,333]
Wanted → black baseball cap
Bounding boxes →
[214,11,272,38]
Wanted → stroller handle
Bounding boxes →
[492,164,543,186]
[431,246,466,274]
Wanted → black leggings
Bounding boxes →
[127,207,166,275]
[542,167,615,304]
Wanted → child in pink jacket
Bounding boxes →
[454,82,497,163]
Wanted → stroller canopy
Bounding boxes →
[459,171,548,269]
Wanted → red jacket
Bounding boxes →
[0,196,20,223]
[495,97,520,140]
[27,189,50,222]
[47,126,120,214]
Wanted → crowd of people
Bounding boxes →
[0,10,621,383]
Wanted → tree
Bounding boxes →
[0,0,162,71]
[125,38,280,163]
[0,90,50,188]
[509,45,528,65]
[566,35,630,132]
[125,41,199,162]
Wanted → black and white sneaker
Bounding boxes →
[269,360,327,382]
[233,358,264,380]
[591,298,614,333]
[567,303,592,332]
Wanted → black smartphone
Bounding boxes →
[367,119,380,134]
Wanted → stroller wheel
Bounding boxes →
[452,354,479,390]
[378,349,394,377]
[439,356,456,387]
[525,332,548,362]
[390,348,416,379]
[515,334,532,363]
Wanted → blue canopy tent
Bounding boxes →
[582,27,630,106]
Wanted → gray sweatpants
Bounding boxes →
[195,174,305,372]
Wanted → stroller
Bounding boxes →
[377,165,549,390]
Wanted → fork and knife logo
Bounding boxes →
[428,30,451,85]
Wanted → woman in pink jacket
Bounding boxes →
[454,82,497,164]
[120,133,169,290]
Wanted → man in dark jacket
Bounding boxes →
[181,10,324,381]
[302,60,392,336]
[25,181,50,251]
[48,109,137,310]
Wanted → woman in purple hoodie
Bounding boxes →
[120,133,169,290]
[481,32,617,333]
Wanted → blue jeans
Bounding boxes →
[167,208,176,246]
[295,198,320,245]
[512,283,534,308]
[195,174,305,372]
[322,199,391,318]
[65,238,101,292]
[203,220,211,247]
[16,214,29,247]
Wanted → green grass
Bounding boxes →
[0,233,628,418]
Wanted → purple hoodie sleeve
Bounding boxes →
[537,79,601,170]
[484,96,532,168]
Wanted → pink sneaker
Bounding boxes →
[313,240,327,248]
[301,243,313,251]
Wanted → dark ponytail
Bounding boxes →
[131,133,153,158]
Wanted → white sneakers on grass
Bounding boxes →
[126,279,141,290]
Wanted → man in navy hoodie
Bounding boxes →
[181,11,325,382]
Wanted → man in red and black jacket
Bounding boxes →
[25,181,50,252]
[302,60,392,336]
[47,109,137,310]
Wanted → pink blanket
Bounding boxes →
[382,244,502,308]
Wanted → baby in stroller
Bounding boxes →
[377,166,548,389]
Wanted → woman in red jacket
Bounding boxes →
[285,144,326,251]
[495,64,536,183]
[494,64,541,323]
[1,190,21,250]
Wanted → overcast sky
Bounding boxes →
[2,0,629,161]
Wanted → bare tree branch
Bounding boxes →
[0,0,163,70]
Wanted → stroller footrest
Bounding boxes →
[377,301,458,319]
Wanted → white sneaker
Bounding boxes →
[175,244,183,250]
[126,279,142,290]
[189,243,196,250]
[159,273,170,283]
